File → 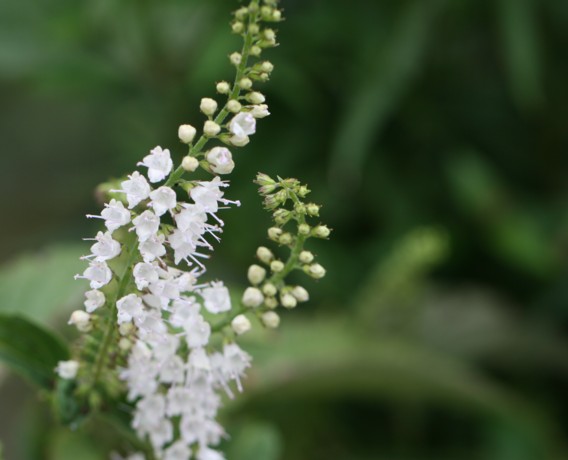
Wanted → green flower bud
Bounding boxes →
[256,246,274,264]
[273,209,290,225]
[216,81,231,94]
[264,296,278,309]
[250,45,262,56]
[239,77,253,90]
[261,311,280,328]
[298,223,310,236]
[270,260,284,272]
[268,227,282,240]
[299,250,314,264]
[306,203,320,216]
[313,225,331,238]
[227,100,242,113]
[232,21,244,34]
[305,263,326,279]
[278,232,293,245]
[262,282,277,297]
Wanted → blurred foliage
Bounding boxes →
[1,0,568,459]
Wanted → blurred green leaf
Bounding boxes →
[497,0,543,110]
[0,245,86,323]
[49,429,105,460]
[0,314,69,389]
[226,420,282,460]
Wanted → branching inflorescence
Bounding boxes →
[55,1,329,459]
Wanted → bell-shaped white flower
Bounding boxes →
[149,186,177,216]
[229,112,256,138]
[138,146,173,183]
[89,231,121,261]
[201,281,231,313]
[55,360,79,380]
[183,314,211,348]
[120,171,151,208]
[84,289,105,313]
[77,260,112,289]
[90,199,130,232]
[133,262,160,290]
[139,233,166,262]
[132,210,160,242]
[117,293,145,325]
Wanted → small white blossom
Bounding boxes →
[132,210,160,242]
[55,360,79,379]
[76,260,112,289]
[139,233,167,262]
[206,147,235,175]
[149,186,177,216]
[117,294,145,325]
[88,231,121,261]
[204,120,221,137]
[247,264,266,285]
[261,311,280,328]
[133,262,160,290]
[182,156,199,172]
[138,146,173,183]
[84,289,105,313]
[201,282,231,313]
[183,314,211,348]
[68,310,92,332]
[120,171,151,208]
[229,134,250,147]
[229,112,256,139]
[88,199,130,232]
[281,293,297,309]
[292,285,309,302]
[200,98,218,116]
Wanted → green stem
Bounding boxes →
[90,237,139,389]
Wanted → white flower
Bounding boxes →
[120,171,151,208]
[183,314,211,348]
[190,177,228,214]
[261,311,280,328]
[197,448,226,460]
[88,199,130,232]
[77,260,112,289]
[89,231,121,261]
[231,314,251,335]
[149,186,177,216]
[84,289,105,312]
[292,285,309,302]
[168,228,198,265]
[229,112,256,138]
[206,147,235,175]
[163,441,191,460]
[68,310,92,332]
[201,282,231,313]
[242,287,263,308]
[132,210,160,242]
[138,146,173,183]
[139,233,167,262]
[175,204,207,234]
[133,262,160,290]
[117,294,145,325]
[280,293,297,309]
[55,360,79,379]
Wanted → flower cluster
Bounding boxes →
[53,1,325,459]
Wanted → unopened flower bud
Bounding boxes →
[273,209,290,225]
[299,251,314,263]
[204,120,221,137]
[178,124,197,144]
[119,322,135,336]
[264,296,278,309]
[242,287,264,307]
[246,91,266,104]
[256,246,274,263]
[298,223,310,236]
[251,104,270,118]
[227,100,242,113]
[261,311,280,328]
[306,203,320,216]
[281,293,297,309]
[248,23,260,34]
[232,21,244,34]
[247,264,266,285]
[279,233,293,245]
[250,45,262,57]
[306,263,326,279]
[229,52,242,66]
[235,7,248,20]
[272,9,282,21]
[298,185,310,197]
[292,286,309,302]
[206,147,235,174]
[230,135,250,147]
[268,227,282,240]
[239,77,253,90]
[56,360,79,380]
[232,314,252,335]
[200,98,218,116]
[262,282,277,297]
[216,81,231,94]
[261,61,274,73]
[270,260,284,273]
[313,225,330,238]
[264,29,276,41]
[119,337,132,351]
[182,156,199,172]
[68,310,92,332]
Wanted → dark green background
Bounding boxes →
[1,0,567,459]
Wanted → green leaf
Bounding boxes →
[226,421,282,460]
[0,314,69,389]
